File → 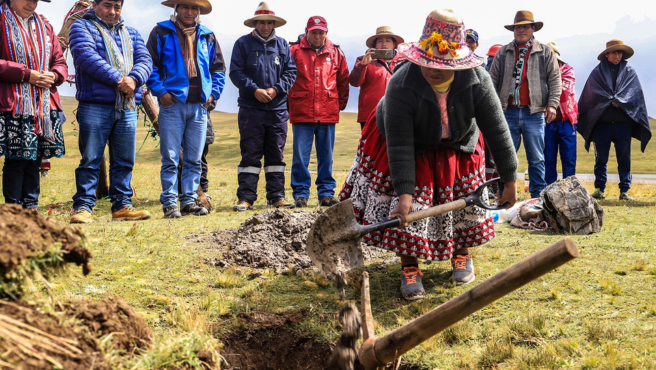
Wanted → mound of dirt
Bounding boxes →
[213,210,389,272]
[0,204,91,275]
[0,300,110,370]
[60,297,152,353]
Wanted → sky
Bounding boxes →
[39,0,656,114]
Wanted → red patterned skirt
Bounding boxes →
[338,117,495,261]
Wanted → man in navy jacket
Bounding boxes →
[229,2,297,211]
[69,0,153,223]
[146,0,225,218]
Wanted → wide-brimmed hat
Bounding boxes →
[546,42,565,63]
[597,39,634,61]
[365,26,404,48]
[504,10,543,32]
[397,9,484,70]
[161,0,212,15]
[243,2,286,28]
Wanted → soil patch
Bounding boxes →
[59,297,152,353]
[209,210,390,272]
[0,300,110,370]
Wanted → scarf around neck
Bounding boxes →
[253,29,276,43]
[1,3,53,139]
[175,20,198,78]
[511,36,535,106]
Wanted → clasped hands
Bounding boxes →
[117,76,137,98]
[254,88,277,103]
[29,70,56,89]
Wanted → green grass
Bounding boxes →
[1,98,656,369]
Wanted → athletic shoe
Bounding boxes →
[294,197,308,208]
[619,192,634,201]
[319,196,339,207]
[181,203,209,216]
[267,198,296,209]
[451,254,475,285]
[400,266,425,301]
[112,206,151,221]
[233,200,253,212]
[70,209,93,224]
[591,188,605,199]
[163,206,181,219]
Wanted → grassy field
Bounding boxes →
[1,98,656,369]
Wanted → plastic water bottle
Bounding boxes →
[524,170,530,193]
[492,209,509,223]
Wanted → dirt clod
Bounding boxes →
[327,303,362,370]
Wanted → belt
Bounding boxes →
[515,105,529,109]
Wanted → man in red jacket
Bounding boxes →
[289,16,349,207]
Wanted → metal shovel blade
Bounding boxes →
[307,199,365,280]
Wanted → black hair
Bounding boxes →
[94,0,125,5]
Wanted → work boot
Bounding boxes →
[319,196,339,207]
[163,206,181,219]
[591,188,605,199]
[400,266,425,301]
[70,209,93,224]
[181,203,209,216]
[451,254,475,285]
[112,206,151,221]
[233,200,253,212]
[619,192,635,201]
[294,197,308,208]
[267,198,296,209]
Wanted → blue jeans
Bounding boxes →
[73,103,137,213]
[291,123,336,200]
[158,101,207,209]
[593,122,632,193]
[504,106,547,198]
[544,120,577,185]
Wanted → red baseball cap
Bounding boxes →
[306,16,328,32]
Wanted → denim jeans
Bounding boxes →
[158,101,207,209]
[73,103,137,213]
[291,123,336,200]
[3,158,40,209]
[593,122,632,193]
[544,120,577,185]
[504,106,547,198]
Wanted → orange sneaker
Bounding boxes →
[112,206,151,221]
[451,254,475,285]
[400,266,425,301]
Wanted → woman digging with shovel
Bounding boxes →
[338,9,518,300]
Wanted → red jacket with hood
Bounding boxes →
[0,15,67,112]
[349,53,403,123]
[288,36,349,123]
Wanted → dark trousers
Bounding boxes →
[200,142,210,193]
[3,158,40,209]
[593,122,632,193]
[237,108,289,203]
[544,121,577,185]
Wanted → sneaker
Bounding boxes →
[40,170,49,178]
[112,206,151,221]
[294,197,308,208]
[451,254,475,285]
[233,200,253,212]
[400,266,425,301]
[267,198,296,209]
[70,209,93,224]
[163,206,181,219]
[619,192,634,201]
[319,196,339,207]
[591,188,605,199]
[181,203,209,216]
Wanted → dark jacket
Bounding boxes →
[70,9,152,105]
[0,14,67,112]
[288,36,349,123]
[578,60,651,152]
[146,20,226,103]
[377,62,518,195]
[229,31,297,111]
[349,54,403,123]
[206,98,217,145]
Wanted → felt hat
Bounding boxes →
[487,44,503,56]
[243,2,286,28]
[397,9,484,70]
[546,41,565,63]
[504,10,543,32]
[597,39,634,61]
[365,26,404,48]
[161,0,212,15]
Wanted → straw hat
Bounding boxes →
[546,42,564,63]
[397,9,484,70]
[244,2,286,28]
[504,10,543,32]
[597,39,634,61]
[365,26,404,48]
[161,0,212,15]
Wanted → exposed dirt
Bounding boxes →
[0,204,91,275]
[0,300,110,370]
[59,297,152,353]
[207,210,390,273]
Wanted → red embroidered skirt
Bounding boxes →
[338,117,495,261]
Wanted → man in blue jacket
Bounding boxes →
[146,0,225,218]
[69,0,153,224]
[229,2,297,212]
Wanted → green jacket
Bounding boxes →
[377,62,518,195]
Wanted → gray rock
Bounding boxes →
[542,176,604,235]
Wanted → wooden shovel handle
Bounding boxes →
[405,199,467,223]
